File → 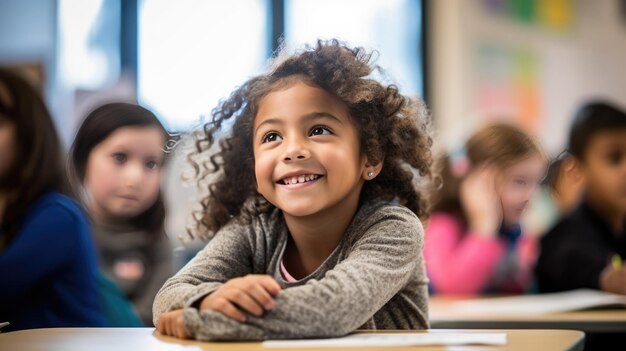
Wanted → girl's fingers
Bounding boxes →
[175,312,188,339]
[227,288,264,317]
[198,276,281,322]
[176,324,189,339]
[213,297,247,322]
[173,323,181,339]
[156,318,165,334]
[164,318,172,336]
[248,283,276,310]
[256,276,282,296]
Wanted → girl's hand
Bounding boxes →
[199,274,281,322]
[460,166,502,237]
[156,309,189,339]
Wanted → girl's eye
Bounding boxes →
[145,160,158,169]
[309,126,332,136]
[514,179,527,186]
[113,153,127,164]
[262,132,282,143]
[606,150,624,166]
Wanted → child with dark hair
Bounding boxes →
[536,101,626,295]
[541,152,584,217]
[0,69,106,330]
[70,103,174,325]
[153,40,433,340]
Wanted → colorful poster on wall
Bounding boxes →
[474,43,541,133]
[483,0,574,33]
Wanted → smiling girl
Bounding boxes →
[152,40,434,340]
[425,124,546,294]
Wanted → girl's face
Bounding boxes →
[497,154,546,227]
[0,116,16,181]
[580,130,626,214]
[253,80,371,218]
[84,126,165,221]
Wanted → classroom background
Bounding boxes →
[1,0,625,264]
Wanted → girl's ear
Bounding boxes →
[362,158,384,180]
[566,156,587,188]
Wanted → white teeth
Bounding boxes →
[282,174,320,185]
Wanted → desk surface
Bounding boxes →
[0,328,584,351]
[429,296,626,332]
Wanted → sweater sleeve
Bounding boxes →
[424,213,506,294]
[152,220,254,326]
[181,208,427,341]
[0,203,81,301]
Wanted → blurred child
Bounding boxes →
[536,102,626,295]
[0,69,106,330]
[543,152,584,216]
[522,152,585,238]
[153,40,432,340]
[425,124,546,294]
[70,103,174,325]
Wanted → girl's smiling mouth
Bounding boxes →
[277,173,324,187]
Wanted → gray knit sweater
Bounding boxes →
[153,200,429,340]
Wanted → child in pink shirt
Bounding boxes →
[425,124,546,294]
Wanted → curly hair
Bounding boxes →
[188,39,433,240]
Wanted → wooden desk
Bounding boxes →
[0,328,584,351]
[430,296,626,333]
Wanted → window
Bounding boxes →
[138,0,269,130]
[58,0,120,90]
[285,0,424,98]
[137,0,424,130]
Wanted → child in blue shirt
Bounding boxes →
[0,69,106,330]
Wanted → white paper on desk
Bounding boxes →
[449,289,626,315]
[262,332,507,348]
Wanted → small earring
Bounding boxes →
[367,171,374,177]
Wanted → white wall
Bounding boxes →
[429,0,626,154]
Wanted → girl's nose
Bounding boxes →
[283,137,311,162]
[124,162,144,186]
[283,149,310,161]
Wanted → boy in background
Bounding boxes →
[536,101,626,295]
